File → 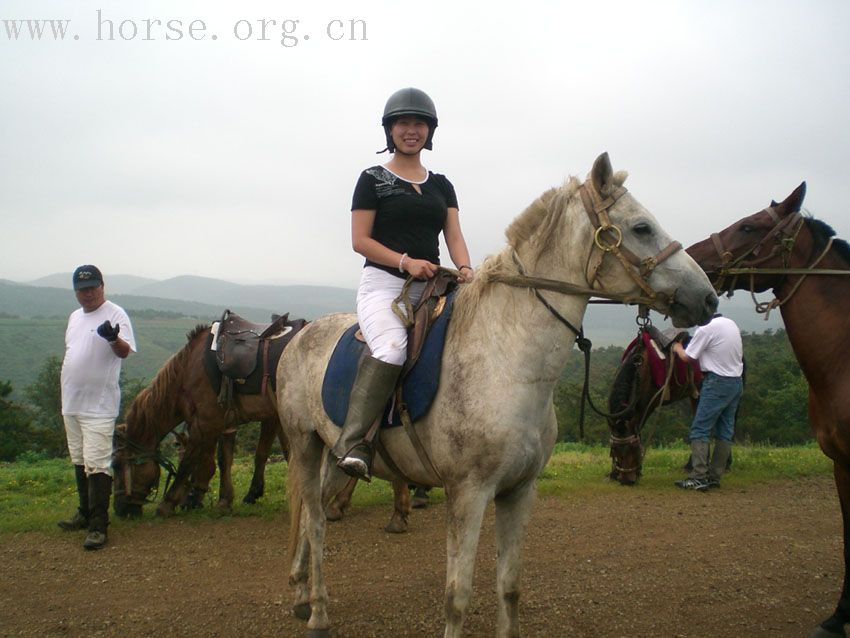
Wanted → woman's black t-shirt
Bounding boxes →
[351,165,458,278]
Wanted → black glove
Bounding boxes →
[96,320,120,343]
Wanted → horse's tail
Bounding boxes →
[285,454,303,570]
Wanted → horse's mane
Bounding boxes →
[806,216,850,265]
[124,323,210,439]
[454,171,627,328]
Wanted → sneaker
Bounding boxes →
[706,479,721,489]
[675,478,709,491]
[337,456,371,482]
[57,511,89,531]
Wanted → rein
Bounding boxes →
[711,209,847,319]
[113,428,178,504]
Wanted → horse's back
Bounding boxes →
[276,313,356,436]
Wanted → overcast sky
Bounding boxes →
[1,0,848,289]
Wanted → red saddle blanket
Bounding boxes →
[622,330,702,389]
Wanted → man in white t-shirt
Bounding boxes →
[58,265,136,549]
[671,314,744,491]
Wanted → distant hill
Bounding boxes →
[130,275,356,319]
[27,273,157,295]
[0,278,356,322]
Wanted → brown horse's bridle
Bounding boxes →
[113,428,177,504]
[707,207,843,317]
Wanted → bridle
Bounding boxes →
[489,178,686,439]
[708,207,844,318]
[113,427,177,504]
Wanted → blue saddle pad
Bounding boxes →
[321,292,456,428]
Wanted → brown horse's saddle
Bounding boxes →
[214,309,292,380]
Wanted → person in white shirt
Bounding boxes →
[671,313,743,491]
[58,265,136,549]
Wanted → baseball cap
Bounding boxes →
[72,265,104,290]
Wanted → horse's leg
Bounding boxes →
[244,419,277,504]
[217,431,236,510]
[184,444,216,510]
[288,432,331,636]
[814,462,850,638]
[443,483,492,638]
[384,476,411,534]
[494,480,536,638]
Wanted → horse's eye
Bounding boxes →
[740,224,755,233]
[633,223,652,236]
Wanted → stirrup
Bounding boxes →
[337,456,371,483]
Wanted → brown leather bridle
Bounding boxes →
[113,428,176,504]
[706,207,849,318]
[578,181,684,305]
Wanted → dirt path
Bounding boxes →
[0,477,842,637]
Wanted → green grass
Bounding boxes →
[0,443,833,536]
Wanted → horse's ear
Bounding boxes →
[591,152,613,193]
[776,181,806,215]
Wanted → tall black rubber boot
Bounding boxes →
[58,465,89,531]
[83,473,112,551]
[331,356,402,482]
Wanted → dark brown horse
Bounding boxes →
[607,327,700,484]
[687,182,850,638]
[112,324,413,532]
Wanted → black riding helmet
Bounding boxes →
[380,87,438,153]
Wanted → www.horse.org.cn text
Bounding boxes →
[1,11,369,47]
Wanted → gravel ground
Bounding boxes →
[0,476,843,637]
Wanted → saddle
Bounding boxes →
[322,269,459,428]
[204,310,307,413]
[625,326,702,398]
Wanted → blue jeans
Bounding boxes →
[690,373,743,442]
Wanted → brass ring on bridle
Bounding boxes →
[594,225,622,251]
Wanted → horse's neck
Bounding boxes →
[778,249,850,388]
[469,247,590,385]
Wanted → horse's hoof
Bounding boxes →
[384,518,408,534]
[325,506,343,522]
[810,626,846,638]
[293,603,311,621]
[305,629,331,638]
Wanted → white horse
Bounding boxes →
[277,153,717,637]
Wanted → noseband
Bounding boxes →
[609,433,643,476]
[707,208,845,318]
[113,428,177,504]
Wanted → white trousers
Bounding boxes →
[63,415,115,476]
[357,267,425,366]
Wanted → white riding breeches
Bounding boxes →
[357,266,425,366]
[63,415,116,476]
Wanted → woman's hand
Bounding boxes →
[457,265,475,283]
[402,256,438,280]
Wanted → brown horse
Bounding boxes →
[112,324,413,533]
[607,327,700,484]
[687,182,850,638]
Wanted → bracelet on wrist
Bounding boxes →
[458,265,472,272]
[399,253,408,273]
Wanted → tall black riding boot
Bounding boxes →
[83,472,112,550]
[331,356,402,482]
[58,465,89,531]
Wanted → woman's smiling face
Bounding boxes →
[390,116,430,154]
